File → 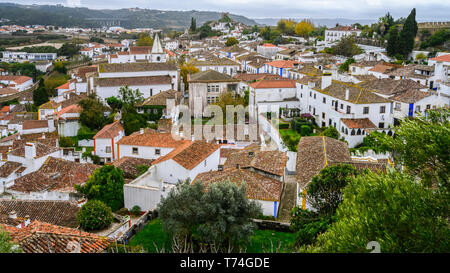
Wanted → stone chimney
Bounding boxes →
[345,89,350,101]
[321,73,332,89]
[24,142,36,158]
[47,119,55,132]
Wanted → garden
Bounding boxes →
[127,218,296,253]
[279,114,319,151]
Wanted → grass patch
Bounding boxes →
[247,229,296,253]
[280,128,302,152]
[127,218,296,253]
[127,219,172,253]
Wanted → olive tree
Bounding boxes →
[158,180,262,252]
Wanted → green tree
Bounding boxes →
[78,94,107,131]
[304,170,450,253]
[76,200,114,231]
[386,26,399,57]
[307,164,359,216]
[225,37,239,47]
[118,86,143,108]
[106,96,123,112]
[0,226,21,253]
[331,36,362,57]
[420,29,450,49]
[33,78,49,107]
[57,43,81,58]
[59,136,75,147]
[136,33,154,46]
[190,17,197,32]
[320,126,340,140]
[383,108,450,191]
[158,180,262,251]
[290,208,334,247]
[338,57,355,73]
[398,8,418,58]
[75,165,125,211]
[117,86,147,135]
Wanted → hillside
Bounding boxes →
[0,3,259,30]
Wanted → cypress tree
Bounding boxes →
[386,26,399,57]
[399,8,418,58]
[190,17,196,32]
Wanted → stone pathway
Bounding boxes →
[277,174,297,223]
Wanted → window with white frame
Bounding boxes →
[105,146,111,153]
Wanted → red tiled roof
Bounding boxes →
[130,46,152,55]
[22,120,49,130]
[193,169,282,202]
[9,157,99,193]
[57,104,81,119]
[429,54,450,62]
[0,75,32,85]
[2,220,113,253]
[265,60,300,68]
[55,82,69,90]
[153,141,220,170]
[117,129,189,148]
[262,43,276,47]
[341,118,376,129]
[94,121,124,139]
[1,106,10,113]
[249,79,297,89]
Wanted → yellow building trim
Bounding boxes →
[322,136,328,167]
[302,190,307,210]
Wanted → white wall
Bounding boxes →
[118,145,174,160]
[96,83,172,101]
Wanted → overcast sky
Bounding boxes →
[4,0,450,21]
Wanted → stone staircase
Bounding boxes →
[277,175,297,223]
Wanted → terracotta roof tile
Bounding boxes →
[0,75,32,85]
[152,141,220,170]
[193,169,282,201]
[117,129,188,148]
[341,118,376,129]
[224,148,287,177]
[296,136,351,188]
[95,75,172,87]
[0,200,79,228]
[249,79,297,89]
[112,156,154,179]
[430,54,450,62]
[9,157,99,193]
[2,220,113,253]
[94,121,124,139]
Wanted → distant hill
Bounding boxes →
[0,3,259,30]
[253,18,377,27]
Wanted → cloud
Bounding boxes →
[5,0,450,20]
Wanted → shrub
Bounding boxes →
[300,125,312,136]
[131,205,142,216]
[59,136,75,147]
[76,200,113,231]
[74,165,125,211]
[116,207,129,216]
[279,123,289,130]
